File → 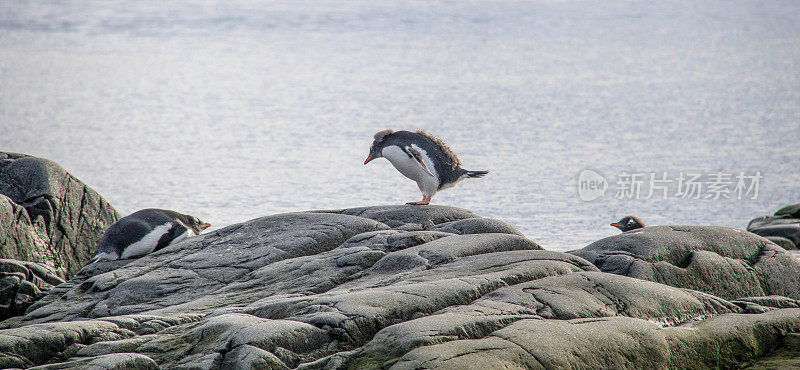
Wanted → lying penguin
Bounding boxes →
[611,215,646,232]
[364,129,488,205]
[91,208,211,262]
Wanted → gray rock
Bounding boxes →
[747,204,800,249]
[0,152,119,278]
[0,320,135,368]
[732,296,800,310]
[345,270,740,368]
[77,334,158,357]
[765,236,796,250]
[0,205,798,368]
[29,353,159,370]
[221,344,290,370]
[338,230,453,252]
[428,217,524,236]
[475,271,738,323]
[775,203,800,218]
[16,211,390,326]
[387,309,800,369]
[745,332,800,369]
[0,314,202,368]
[320,204,479,230]
[571,225,800,300]
[189,313,330,368]
[0,259,64,321]
[750,224,800,248]
[747,216,800,231]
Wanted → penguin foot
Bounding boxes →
[407,196,431,205]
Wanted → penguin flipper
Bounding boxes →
[404,146,434,178]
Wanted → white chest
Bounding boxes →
[382,145,438,183]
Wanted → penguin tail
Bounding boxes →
[465,170,489,179]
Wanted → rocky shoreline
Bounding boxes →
[0,152,799,369]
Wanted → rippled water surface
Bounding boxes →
[2,0,799,251]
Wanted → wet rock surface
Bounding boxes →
[0,152,119,278]
[0,205,798,369]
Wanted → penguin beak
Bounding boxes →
[203,223,211,228]
[610,223,621,227]
[364,156,372,165]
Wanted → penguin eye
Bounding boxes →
[627,219,635,226]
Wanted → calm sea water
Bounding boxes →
[1,0,799,251]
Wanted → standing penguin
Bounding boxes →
[610,215,646,232]
[364,129,488,205]
[92,208,211,262]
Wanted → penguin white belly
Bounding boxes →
[120,223,173,259]
[382,145,439,197]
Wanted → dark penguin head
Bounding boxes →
[611,215,646,232]
[179,214,212,234]
[364,129,394,164]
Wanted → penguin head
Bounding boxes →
[185,215,212,234]
[610,215,645,232]
[364,129,394,165]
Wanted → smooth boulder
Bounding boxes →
[747,204,800,250]
[0,152,119,278]
[570,225,800,300]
